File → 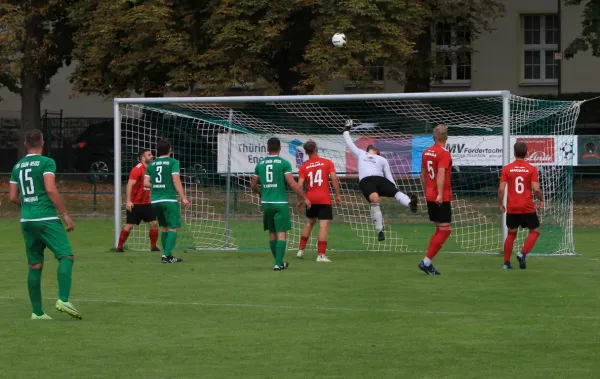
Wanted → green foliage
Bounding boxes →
[0,0,74,93]
[564,0,600,58]
[70,0,197,96]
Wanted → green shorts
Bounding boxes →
[21,220,73,265]
[262,203,291,233]
[152,202,182,229]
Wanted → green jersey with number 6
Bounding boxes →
[253,155,293,204]
[9,154,58,222]
[146,156,180,203]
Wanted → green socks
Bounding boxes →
[164,231,177,257]
[161,231,168,250]
[28,268,44,316]
[269,240,277,259]
[58,258,73,302]
[275,240,287,267]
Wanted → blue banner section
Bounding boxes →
[411,136,433,178]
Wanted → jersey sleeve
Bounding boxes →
[129,166,140,181]
[145,164,152,178]
[9,165,17,184]
[171,160,180,175]
[531,166,539,183]
[382,158,395,184]
[438,150,451,170]
[44,158,57,176]
[298,164,306,179]
[500,167,508,183]
[343,131,363,157]
[328,159,336,175]
[283,159,293,174]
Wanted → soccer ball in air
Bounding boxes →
[332,33,346,47]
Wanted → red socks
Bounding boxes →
[504,231,517,262]
[523,230,540,254]
[117,229,130,249]
[299,236,309,250]
[149,228,159,249]
[425,226,451,260]
[317,241,327,256]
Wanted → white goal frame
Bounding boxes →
[113,91,512,250]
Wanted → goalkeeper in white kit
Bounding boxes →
[343,120,418,241]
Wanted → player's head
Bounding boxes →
[514,141,528,159]
[433,124,448,143]
[24,129,44,151]
[138,149,153,164]
[156,139,172,157]
[303,140,318,156]
[267,137,281,154]
[366,144,380,155]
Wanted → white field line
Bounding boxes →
[0,296,598,321]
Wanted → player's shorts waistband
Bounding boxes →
[20,216,60,223]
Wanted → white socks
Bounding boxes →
[370,203,384,232]
[395,192,411,207]
[423,257,432,266]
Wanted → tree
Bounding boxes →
[197,0,427,94]
[404,0,505,93]
[0,1,75,154]
[564,0,600,58]
[70,0,198,97]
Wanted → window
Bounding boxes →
[433,22,472,85]
[522,15,559,83]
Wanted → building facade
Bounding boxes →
[0,0,596,118]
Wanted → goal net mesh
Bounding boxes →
[117,94,580,255]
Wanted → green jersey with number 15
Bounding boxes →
[145,156,180,203]
[253,155,293,204]
[9,154,59,222]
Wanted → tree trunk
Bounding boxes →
[19,70,42,158]
[404,27,433,93]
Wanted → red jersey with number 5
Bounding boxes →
[501,160,539,214]
[422,144,452,202]
[129,163,150,204]
[298,157,335,205]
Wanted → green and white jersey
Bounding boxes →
[253,155,292,204]
[9,154,58,222]
[145,156,180,203]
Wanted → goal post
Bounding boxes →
[113,91,581,255]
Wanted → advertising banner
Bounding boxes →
[577,135,600,166]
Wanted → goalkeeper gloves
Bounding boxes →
[344,119,354,132]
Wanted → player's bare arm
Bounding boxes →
[296,176,306,210]
[126,178,137,211]
[285,173,311,209]
[436,168,446,205]
[8,182,20,207]
[497,181,507,213]
[43,173,74,231]
[172,173,191,208]
[532,181,544,210]
[330,171,342,204]
[250,175,261,195]
[420,169,427,191]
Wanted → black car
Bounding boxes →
[72,120,216,185]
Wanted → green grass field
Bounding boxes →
[0,219,598,379]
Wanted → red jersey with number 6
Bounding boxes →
[298,157,335,205]
[501,160,539,214]
[422,144,452,202]
[129,163,150,204]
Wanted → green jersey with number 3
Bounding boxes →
[254,155,292,204]
[9,154,59,222]
[146,156,180,203]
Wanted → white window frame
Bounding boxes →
[521,14,559,85]
[432,23,472,87]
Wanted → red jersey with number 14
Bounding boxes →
[501,160,539,214]
[129,163,150,204]
[422,144,452,202]
[298,157,335,205]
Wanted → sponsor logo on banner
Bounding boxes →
[577,135,600,165]
[516,137,555,164]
